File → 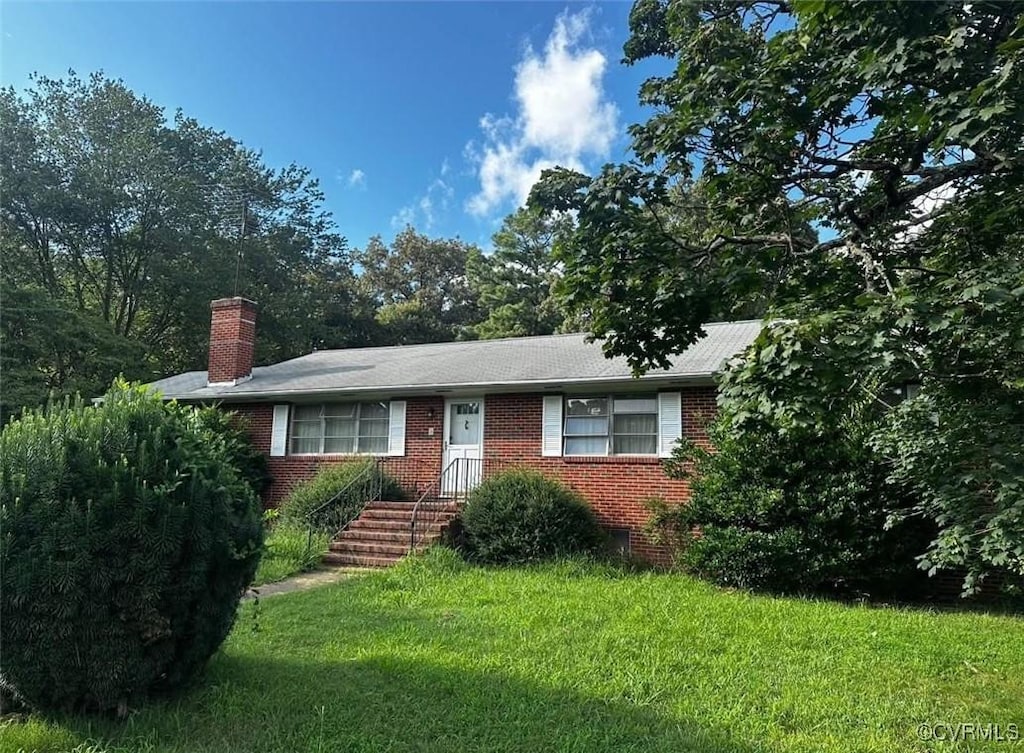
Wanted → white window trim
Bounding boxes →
[289,401,394,457]
[562,394,660,457]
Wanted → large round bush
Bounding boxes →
[460,469,605,564]
[0,383,264,713]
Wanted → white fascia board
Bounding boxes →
[163,372,719,403]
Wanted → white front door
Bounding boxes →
[442,398,483,496]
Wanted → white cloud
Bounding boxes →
[348,168,366,188]
[390,205,415,229]
[389,205,413,229]
[390,168,455,231]
[466,8,619,218]
[516,11,616,157]
[419,178,455,229]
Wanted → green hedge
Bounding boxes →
[0,382,264,713]
[460,469,606,564]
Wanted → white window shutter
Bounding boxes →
[542,395,563,457]
[658,392,682,458]
[270,404,289,457]
[387,400,407,456]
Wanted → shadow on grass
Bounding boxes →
[635,562,1024,619]
[37,653,763,753]
[770,585,1024,619]
[493,552,1024,618]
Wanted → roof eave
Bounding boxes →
[158,371,720,403]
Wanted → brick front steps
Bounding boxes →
[322,500,459,568]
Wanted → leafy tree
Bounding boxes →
[0,282,147,422]
[356,228,482,344]
[532,1,1024,593]
[467,207,573,339]
[878,380,1024,595]
[0,72,366,412]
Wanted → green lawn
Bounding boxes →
[3,550,1022,753]
[252,523,328,587]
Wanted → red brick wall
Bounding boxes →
[228,387,719,564]
[482,390,717,563]
[208,298,257,384]
[231,398,447,505]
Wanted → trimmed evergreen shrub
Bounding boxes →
[195,408,273,499]
[0,382,264,714]
[460,469,606,564]
[278,459,404,533]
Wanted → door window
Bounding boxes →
[449,402,481,445]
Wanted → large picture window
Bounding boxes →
[290,402,390,455]
[563,394,658,456]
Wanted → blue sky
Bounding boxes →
[1,1,666,251]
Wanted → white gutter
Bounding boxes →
[159,371,719,402]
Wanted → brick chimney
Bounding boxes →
[208,297,257,386]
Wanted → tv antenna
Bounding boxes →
[235,197,248,297]
[195,181,255,298]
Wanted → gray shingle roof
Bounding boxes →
[147,320,764,402]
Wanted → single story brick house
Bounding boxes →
[148,297,762,563]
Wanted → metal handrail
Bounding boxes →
[408,457,489,550]
[409,457,461,550]
[303,457,385,559]
[304,458,381,522]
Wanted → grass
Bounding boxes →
[252,522,328,586]
[3,549,1022,753]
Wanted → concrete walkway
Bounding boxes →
[245,567,370,599]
